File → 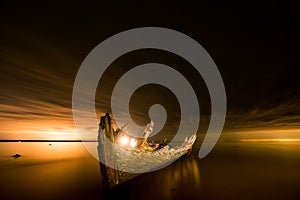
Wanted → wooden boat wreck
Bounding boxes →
[97,113,196,190]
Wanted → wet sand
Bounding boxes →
[1,141,300,200]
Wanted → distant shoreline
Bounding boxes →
[0,140,97,142]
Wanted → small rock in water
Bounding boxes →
[12,154,21,158]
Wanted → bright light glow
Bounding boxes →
[130,138,137,148]
[120,136,129,145]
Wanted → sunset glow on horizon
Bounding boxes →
[240,138,300,142]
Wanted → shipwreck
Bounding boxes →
[97,113,196,190]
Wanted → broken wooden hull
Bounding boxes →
[97,113,196,190]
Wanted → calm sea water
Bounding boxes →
[1,141,300,200]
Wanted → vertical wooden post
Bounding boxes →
[97,113,141,190]
[97,113,120,190]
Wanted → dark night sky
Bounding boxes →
[0,1,299,139]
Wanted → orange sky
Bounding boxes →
[0,11,299,141]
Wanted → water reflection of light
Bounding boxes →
[0,142,87,160]
[154,155,201,199]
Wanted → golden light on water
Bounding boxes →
[0,142,88,160]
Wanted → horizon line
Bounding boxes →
[0,140,97,142]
